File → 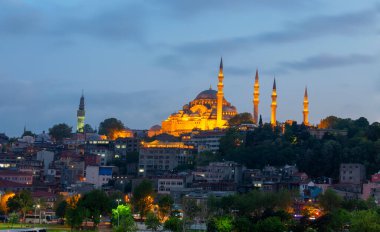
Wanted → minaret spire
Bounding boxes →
[77,92,85,133]
[270,77,277,126]
[303,86,309,126]
[253,69,260,124]
[216,57,224,127]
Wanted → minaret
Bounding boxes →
[216,58,224,127]
[303,87,309,126]
[77,91,85,133]
[270,78,277,126]
[253,69,260,124]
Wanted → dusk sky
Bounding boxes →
[0,0,379,136]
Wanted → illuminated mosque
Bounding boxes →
[160,59,237,136]
[150,58,310,137]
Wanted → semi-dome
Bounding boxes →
[195,89,217,100]
[149,125,162,131]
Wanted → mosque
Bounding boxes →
[158,59,236,136]
[149,58,310,137]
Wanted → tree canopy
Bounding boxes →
[228,112,254,127]
[132,180,154,218]
[80,189,111,227]
[49,123,72,142]
[112,204,137,232]
[98,118,125,138]
[6,190,33,221]
[218,116,380,178]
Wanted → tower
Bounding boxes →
[253,69,260,124]
[270,78,277,126]
[303,87,309,126]
[216,58,224,127]
[77,92,85,133]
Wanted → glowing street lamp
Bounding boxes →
[33,204,40,225]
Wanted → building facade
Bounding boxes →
[138,140,196,177]
[339,163,366,185]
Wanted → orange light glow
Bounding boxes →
[100,135,108,140]
[66,194,81,208]
[110,129,133,140]
[0,192,15,213]
[141,140,194,149]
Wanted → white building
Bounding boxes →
[36,150,55,175]
[85,166,116,188]
[158,177,185,194]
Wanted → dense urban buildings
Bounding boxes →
[0,59,378,232]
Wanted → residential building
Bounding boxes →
[340,163,366,185]
[0,170,33,185]
[188,130,225,153]
[138,140,196,177]
[85,165,117,188]
[157,176,185,194]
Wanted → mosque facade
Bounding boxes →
[150,58,310,137]
[161,59,237,136]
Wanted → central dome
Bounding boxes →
[195,89,217,100]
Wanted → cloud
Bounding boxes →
[0,1,147,43]
[256,7,379,43]
[278,53,376,71]
[155,0,313,18]
[167,6,379,57]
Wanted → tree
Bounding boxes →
[318,116,340,129]
[233,216,251,232]
[80,189,111,228]
[112,204,137,232]
[164,216,182,232]
[158,195,174,220]
[65,194,83,231]
[253,217,286,232]
[49,123,72,142]
[207,216,234,232]
[182,198,201,229]
[319,189,342,212]
[132,180,154,219]
[8,212,19,228]
[0,192,15,214]
[55,200,67,219]
[98,118,125,138]
[145,212,161,231]
[219,128,244,156]
[84,124,95,133]
[350,210,380,232]
[228,112,253,126]
[7,190,33,222]
[259,114,263,127]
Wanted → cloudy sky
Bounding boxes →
[0,0,379,136]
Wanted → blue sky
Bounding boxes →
[0,0,379,136]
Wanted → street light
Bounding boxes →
[34,205,37,225]
[116,199,122,227]
[37,204,41,224]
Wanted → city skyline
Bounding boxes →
[0,0,379,136]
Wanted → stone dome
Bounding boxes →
[195,89,217,100]
[149,125,162,131]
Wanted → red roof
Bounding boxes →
[0,179,31,187]
[32,191,57,198]
[0,170,33,176]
